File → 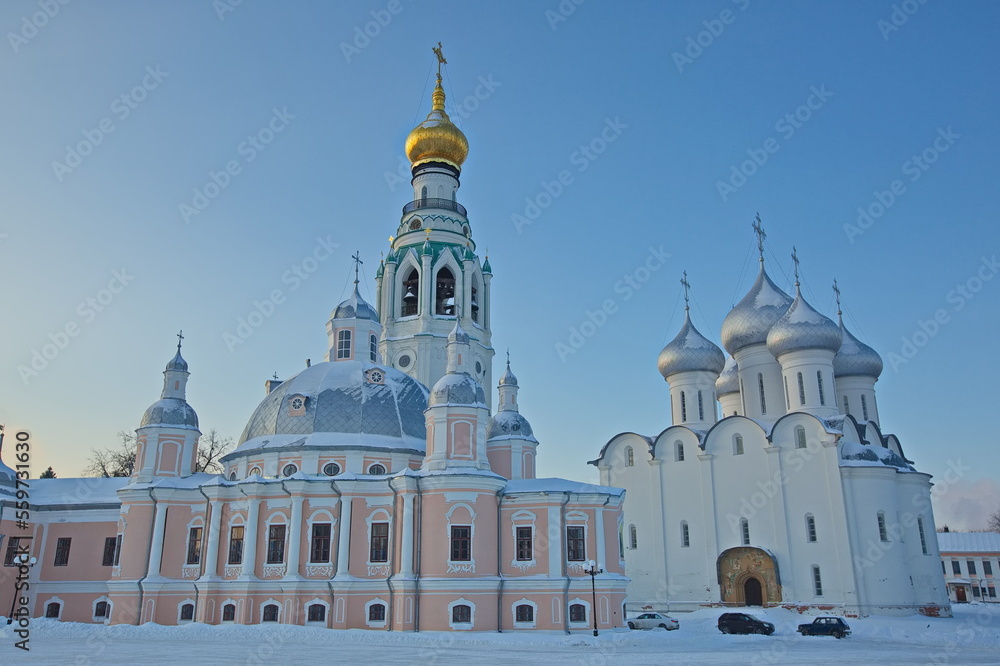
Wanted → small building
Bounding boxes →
[937,531,1000,603]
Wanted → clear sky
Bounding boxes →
[1,1,997,530]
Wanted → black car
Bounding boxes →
[797,616,851,638]
[717,612,775,635]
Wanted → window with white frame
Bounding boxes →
[698,390,705,421]
[93,599,110,622]
[337,330,352,359]
[877,512,888,542]
[450,526,472,561]
[625,446,633,467]
[681,521,690,548]
[861,394,869,421]
[567,526,586,562]
[222,603,236,622]
[228,524,244,565]
[629,524,637,550]
[370,522,389,562]
[797,372,806,406]
[267,524,286,564]
[179,601,195,622]
[310,523,331,563]
[816,371,826,406]
[806,514,817,543]
[675,441,684,462]
[186,526,202,565]
[758,373,767,414]
[812,565,823,596]
[568,600,589,625]
[516,526,533,562]
[370,334,378,362]
[734,434,744,456]
[451,602,472,626]
[45,601,61,619]
[917,517,928,555]
[262,603,279,622]
[513,600,537,628]
[795,426,807,449]
[680,391,687,421]
[307,602,327,623]
[741,518,750,546]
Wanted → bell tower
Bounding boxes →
[376,43,494,405]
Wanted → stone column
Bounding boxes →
[241,498,260,578]
[146,501,169,578]
[335,496,353,578]
[285,496,305,578]
[594,503,606,570]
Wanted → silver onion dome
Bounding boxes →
[487,410,537,442]
[766,287,842,357]
[165,348,188,372]
[721,265,793,356]
[715,355,740,395]
[140,398,199,430]
[429,372,486,407]
[498,361,518,386]
[332,285,378,321]
[657,311,726,378]
[834,317,883,378]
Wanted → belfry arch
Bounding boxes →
[717,547,782,606]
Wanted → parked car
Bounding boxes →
[797,616,851,638]
[627,612,680,631]
[717,612,775,635]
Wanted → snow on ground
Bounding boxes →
[1,605,998,665]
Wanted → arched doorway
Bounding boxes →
[744,577,763,606]
[717,547,782,606]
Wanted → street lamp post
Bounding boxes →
[6,553,37,624]
[585,559,603,637]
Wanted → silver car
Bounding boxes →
[627,612,680,630]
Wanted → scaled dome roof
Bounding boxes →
[140,398,199,430]
[715,355,740,396]
[487,410,537,442]
[833,318,884,378]
[428,372,486,408]
[332,285,377,321]
[720,265,794,356]
[657,310,726,378]
[766,287,842,357]
[405,77,468,169]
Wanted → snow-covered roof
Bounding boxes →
[27,477,129,507]
[839,440,914,471]
[503,477,624,497]
[937,531,1000,554]
[231,431,426,456]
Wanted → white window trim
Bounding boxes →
[307,511,336,565]
[43,596,64,620]
[259,598,282,623]
[366,509,393,567]
[365,597,389,628]
[567,597,590,627]
[565,512,589,569]
[91,596,112,623]
[264,512,288,567]
[184,516,205,568]
[511,598,537,629]
[510,510,537,571]
[177,598,196,624]
[304,597,330,625]
[220,598,238,624]
[448,598,475,630]
[446,503,477,573]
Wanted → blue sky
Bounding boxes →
[1,1,997,529]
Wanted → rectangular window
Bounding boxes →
[968,560,977,576]
[877,513,888,542]
[861,394,869,421]
[942,560,946,575]
[337,330,352,359]
[54,537,72,567]
[516,527,533,561]
[698,391,704,421]
[797,372,806,406]
[758,373,767,414]
[973,586,981,598]
[806,516,817,543]
[228,526,244,565]
[989,587,996,598]
[451,526,472,561]
[310,523,331,563]
[843,396,850,414]
[817,371,826,406]
[370,522,389,562]
[186,527,203,565]
[569,604,586,622]
[784,376,791,410]
[3,537,22,567]
[984,560,993,576]
[952,560,961,575]
[102,537,117,566]
[680,391,687,421]
[812,565,823,596]
[567,526,585,562]
[676,443,685,462]
[114,534,123,566]
[918,518,928,554]
[681,522,690,548]
[266,525,286,564]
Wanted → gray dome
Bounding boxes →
[498,361,518,386]
[715,356,740,395]
[657,311,725,378]
[238,360,427,450]
[721,265,793,355]
[834,318,883,378]
[766,287,842,357]
[487,410,537,442]
[165,348,188,372]
[429,372,486,408]
[332,285,377,321]
[448,320,470,344]
[140,398,199,430]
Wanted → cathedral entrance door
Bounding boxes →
[956,587,967,602]
[744,577,763,606]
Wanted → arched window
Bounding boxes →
[795,426,807,449]
[370,334,378,362]
[228,524,245,565]
[734,434,744,456]
[515,604,533,622]
[248,466,262,477]
[401,268,419,317]
[805,514,817,542]
[368,463,386,475]
[861,394,869,421]
[222,604,236,622]
[797,372,806,405]
[94,601,109,620]
[812,565,823,596]
[420,185,428,201]
[816,371,826,406]
[228,472,236,481]
[45,602,61,618]
[435,267,456,315]
[681,521,690,548]
[675,441,685,462]
[624,446,634,467]
[843,395,850,414]
[918,517,929,555]
[698,390,704,421]
[877,512,888,542]
[784,376,791,410]
[308,604,326,622]
[262,604,279,622]
[680,390,687,421]
[740,518,750,546]
[179,603,194,622]
[569,603,587,623]
[337,330,352,359]
[629,524,638,550]
[451,604,471,624]
[758,373,767,414]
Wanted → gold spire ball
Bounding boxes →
[405,42,469,170]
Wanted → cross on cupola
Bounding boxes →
[833,278,842,317]
[680,271,691,311]
[791,246,801,286]
[752,213,767,262]
[351,251,363,286]
[176,330,184,350]
[432,41,447,77]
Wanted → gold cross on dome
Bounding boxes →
[432,42,447,77]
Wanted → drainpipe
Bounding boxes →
[386,479,400,631]
[194,485,215,623]
[135,488,158,625]
[328,481,342,624]
[599,495,610,628]
[559,491,571,635]
[413,475,422,632]
[496,489,504,633]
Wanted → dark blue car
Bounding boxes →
[797,616,851,638]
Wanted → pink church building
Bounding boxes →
[0,59,628,632]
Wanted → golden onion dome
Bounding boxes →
[405,75,468,170]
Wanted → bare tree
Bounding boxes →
[196,429,235,474]
[84,428,234,477]
[988,508,1000,534]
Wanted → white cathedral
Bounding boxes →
[592,229,952,618]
